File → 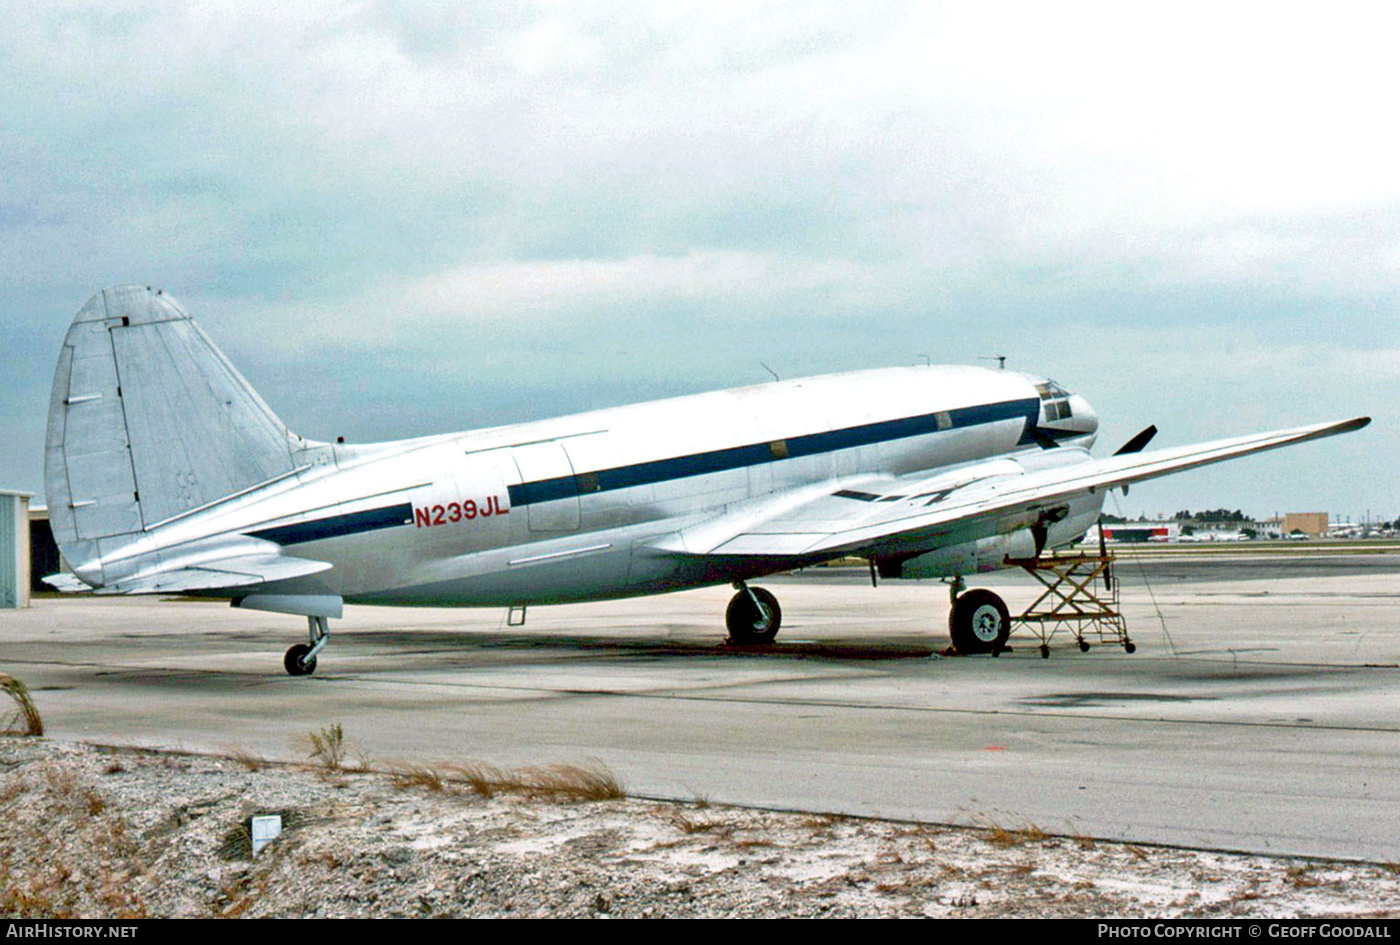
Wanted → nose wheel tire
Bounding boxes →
[284,643,317,677]
[726,587,782,644]
[949,589,1011,655]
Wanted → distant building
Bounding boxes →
[1084,522,1179,544]
[28,505,61,592]
[1282,512,1328,538]
[0,490,33,609]
[1179,529,1248,543]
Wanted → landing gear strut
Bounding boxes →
[725,583,782,644]
[284,615,330,676]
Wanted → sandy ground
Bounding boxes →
[2,737,1398,919]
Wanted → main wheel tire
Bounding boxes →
[725,587,782,644]
[949,589,1011,655]
[284,643,317,677]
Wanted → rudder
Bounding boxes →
[45,286,321,585]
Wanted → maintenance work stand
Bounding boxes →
[1004,550,1134,658]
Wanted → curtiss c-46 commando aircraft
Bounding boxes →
[43,286,1370,674]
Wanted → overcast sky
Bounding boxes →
[2,1,1395,521]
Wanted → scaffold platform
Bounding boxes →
[1004,551,1134,658]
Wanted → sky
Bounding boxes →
[1,1,1395,522]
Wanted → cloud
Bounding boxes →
[1,2,1397,514]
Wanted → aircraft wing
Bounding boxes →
[663,416,1370,560]
[43,553,332,595]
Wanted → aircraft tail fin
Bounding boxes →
[45,286,324,585]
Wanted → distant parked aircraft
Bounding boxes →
[43,287,1370,673]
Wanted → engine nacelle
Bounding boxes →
[880,527,1040,579]
[876,496,1104,579]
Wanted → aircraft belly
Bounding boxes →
[349,543,641,607]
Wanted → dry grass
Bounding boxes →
[0,673,43,737]
[0,759,146,919]
[43,764,76,798]
[390,763,445,793]
[1286,863,1325,889]
[438,760,625,802]
[226,747,266,772]
[0,774,25,805]
[732,836,776,849]
[307,723,345,771]
[980,819,1048,849]
[800,814,839,833]
[670,812,731,835]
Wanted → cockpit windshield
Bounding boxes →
[1036,381,1074,421]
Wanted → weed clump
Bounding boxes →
[0,673,43,736]
[308,723,345,771]
[439,760,625,802]
[980,819,1048,849]
[390,763,445,793]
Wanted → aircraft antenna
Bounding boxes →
[979,355,1008,370]
[760,362,780,382]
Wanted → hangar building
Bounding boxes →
[0,490,33,609]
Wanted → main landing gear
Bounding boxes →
[725,582,782,644]
[946,578,1012,656]
[284,615,330,676]
[945,551,1136,658]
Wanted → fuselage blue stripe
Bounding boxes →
[507,397,1039,507]
[247,502,414,546]
[243,398,1039,545]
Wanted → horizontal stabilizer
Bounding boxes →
[42,573,93,593]
[48,554,332,595]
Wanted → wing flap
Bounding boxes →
[710,532,832,556]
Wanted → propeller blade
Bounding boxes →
[1097,514,1113,591]
[1114,425,1158,456]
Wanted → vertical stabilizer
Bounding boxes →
[45,286,308,584]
